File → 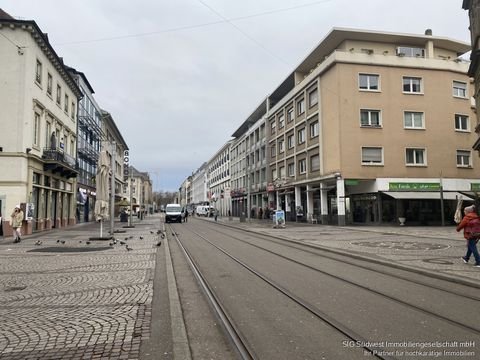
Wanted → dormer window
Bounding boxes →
[396,46,425,58]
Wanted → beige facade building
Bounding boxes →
[0,10,82,234]
[463,0,480,151]
[101,111,130,217]
[267,28,477,225]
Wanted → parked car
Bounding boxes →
[165,204,182,223]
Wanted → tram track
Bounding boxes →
[181,222,480,335]
[198,221,480,302]
[170,219,480,359]
[167,223,392,360]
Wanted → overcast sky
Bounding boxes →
[2,0,471,191]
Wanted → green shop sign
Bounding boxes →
[389,182,440,191]
[471,183,480,191]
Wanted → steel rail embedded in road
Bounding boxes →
[166,223,257,360]
[199,222,480,335]
[178,224,393,360]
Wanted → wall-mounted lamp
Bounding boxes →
[26,148,32,154]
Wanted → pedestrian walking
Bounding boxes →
[10,205,24,243]
[184,207,188,223]
[0,209,3,238]
[456,205,480,267]
[214,209,218,222]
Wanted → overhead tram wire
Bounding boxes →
[196,0,290,67]
[53,0,335,47]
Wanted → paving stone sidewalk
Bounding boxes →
[0,215,163,360]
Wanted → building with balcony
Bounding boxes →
[67,66,102,223]
[0,9,82,234]
[267,27,477,225]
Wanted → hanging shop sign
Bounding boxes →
[123,150,130,181]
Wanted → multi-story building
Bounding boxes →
[207,141,233,216]
[127,166,152,217]
[267,27,476,225]
[191,163,208,205]
[101,110,129,217]
[67,66,102,223]
[230,100,268,218]
[0,9,82,234]
[230,134,247,217]
[463,0,480,152]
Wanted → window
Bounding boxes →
[270,120,276,135]
[33,112,40,146]
[288,163,295,177]
[279,166,285,179]
[56,84,61,105]
[64,94,69,112]
[310,121,319,137]
[297,98,305,115]
[404,111,424,129]
[278,113,285,129]
[403,77,422,93]
[298,159,307,174]
[47,73,52,95]
[455,114,469,131]
[270,145,276,158]
[359,74,379,90]
[360,109,381,127]
[272,169,277,181]
[453,81,467,98]
[308,88,318,107]
[287,134,294,149]
[287,107,294,122]
[298,128,306,144]
[361,147,383,165]
[406,148,426,166]
[396,46,425,58]
[457,150,471,167]
[71,102,76,120]
[310,154,320,171]
[278,139,285,153]
[35,59,42,84]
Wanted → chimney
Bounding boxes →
[425,29,433,36]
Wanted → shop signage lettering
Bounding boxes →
[345,179,359,186]
[123,150,129,181]
[389,182,440,191]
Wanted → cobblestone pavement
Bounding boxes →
[0,216,162,360]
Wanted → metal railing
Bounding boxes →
[42,147,76,168]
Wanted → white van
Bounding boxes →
[165,203,182,223]
[196,205,208,216]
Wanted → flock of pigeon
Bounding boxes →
[33,229,166,250]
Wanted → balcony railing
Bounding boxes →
[42,147,78,178]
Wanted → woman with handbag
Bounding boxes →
[456,205,480,267]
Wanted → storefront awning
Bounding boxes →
[382,191,472,200]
